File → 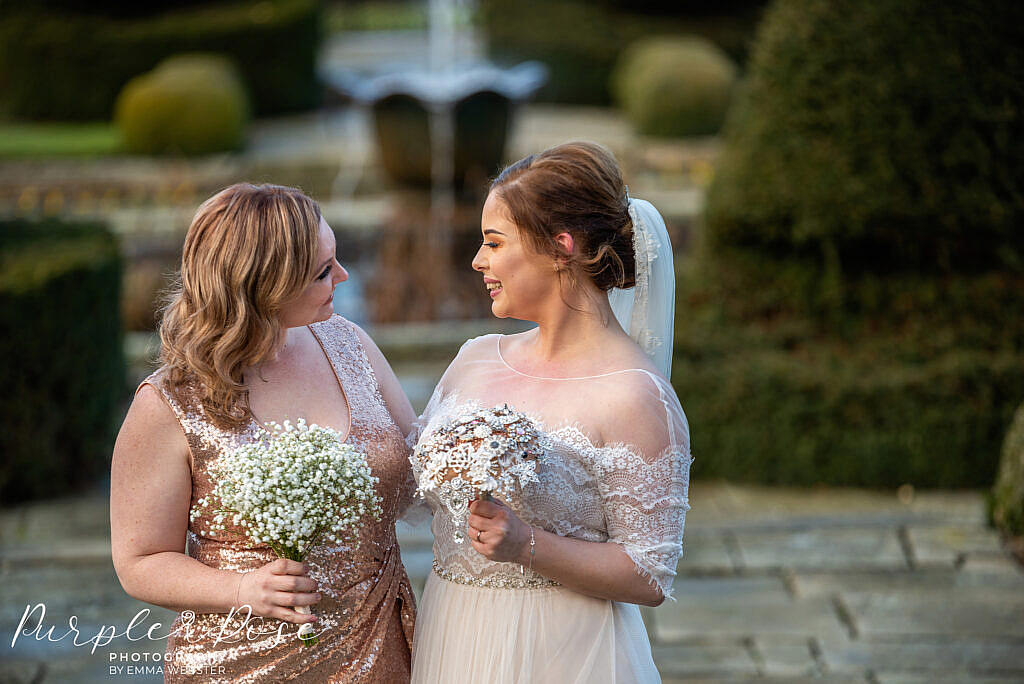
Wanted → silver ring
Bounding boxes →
[476,530,482,542]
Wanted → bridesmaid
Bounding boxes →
[111,183,417,681]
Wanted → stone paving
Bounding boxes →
[2,482,1022,683]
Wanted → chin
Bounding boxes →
[490,300,511,319]
[491,293,533,321]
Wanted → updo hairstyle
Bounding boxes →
[489,141,635,291]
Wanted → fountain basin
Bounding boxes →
[324,61,546,188]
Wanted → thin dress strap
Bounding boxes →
[308,315,399,452]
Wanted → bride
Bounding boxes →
[409,142,692,683]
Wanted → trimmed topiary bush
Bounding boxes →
[705,0,1024,273]
[991,404,1024,536]
[612,36,737,137]
[675,0,1024,487]
[115,53,249,155]
[480,0,762,105]
[0,218,124,504]
[0,0,321,120]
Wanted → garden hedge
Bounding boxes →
[612,36,737,137]
[115,53,250,155]
[672,256,1024,487]
[705,0,1024,273]
[0,0,321,120]
[480,0,762,105]
[0,219,124,504]
[679,0,1024,487]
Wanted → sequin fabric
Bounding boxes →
[141,315,415,683]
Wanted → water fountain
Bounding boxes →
[322,0,546,322]
[322,0,546,191]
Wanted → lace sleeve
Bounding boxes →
[595,372,692,600]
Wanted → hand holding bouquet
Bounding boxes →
[412,405,545,543]
[191,419,382,645]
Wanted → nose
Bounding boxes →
[471,245,487,272]
[334,260,348,285]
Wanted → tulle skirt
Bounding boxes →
[410,572,660,684]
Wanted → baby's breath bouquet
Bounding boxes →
[191,418,382,646]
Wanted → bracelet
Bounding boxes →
[520,527,536,575]
[235,571,248,608]
[529,527,536,572]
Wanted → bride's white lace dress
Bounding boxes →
[409,334,692,683]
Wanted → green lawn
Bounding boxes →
[0,122,121,159]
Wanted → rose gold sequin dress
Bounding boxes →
[139,315,416,683]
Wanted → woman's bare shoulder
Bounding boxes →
[116,382,190,462]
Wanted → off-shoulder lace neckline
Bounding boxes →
[495,334,651,381]
[427,391,691,465]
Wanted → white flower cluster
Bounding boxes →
[412,405,546,543]
[190,419,381,560]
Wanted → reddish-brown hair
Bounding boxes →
[489,141,634,291]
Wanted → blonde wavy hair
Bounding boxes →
[159,183,322,431]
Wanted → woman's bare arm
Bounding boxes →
[467,499,664,607]
[110,385,318,622]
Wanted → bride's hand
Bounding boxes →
[468,498,531,563]
[236,558,320,624]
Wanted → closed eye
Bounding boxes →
[482,241,499,249]
[317,265,331,280]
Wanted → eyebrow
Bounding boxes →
[483,229,506,237]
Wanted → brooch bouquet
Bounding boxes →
[412,405,546,543]
[191,419,381,646]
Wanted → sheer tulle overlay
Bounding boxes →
[410,334,692,683]
[413,573,659,684]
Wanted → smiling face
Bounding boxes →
[471,191,562,320]
[280,216,348,328]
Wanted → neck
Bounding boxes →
[529,283,625,363]
[264,325,299,367]
[241,325,299,385]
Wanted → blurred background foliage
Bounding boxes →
[0,0,321,122]
[0,218,124,504]
[611,36,737,138]
[991,403,1024,537]
[114,53,251,155]
[480,0,765,106]
[675,0,1024,489]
